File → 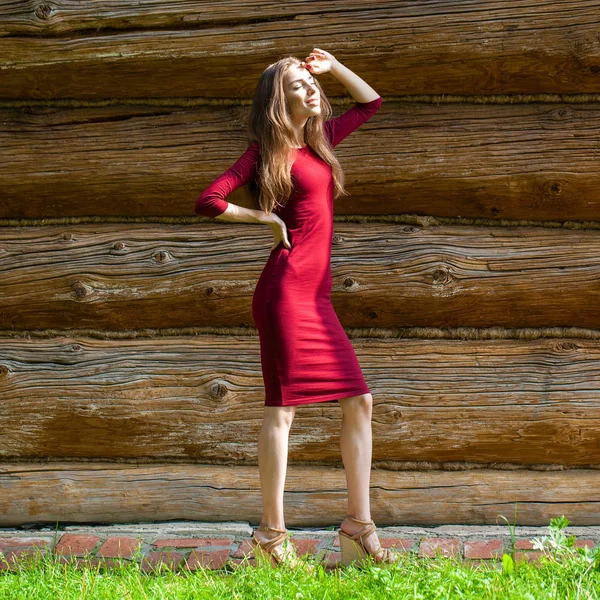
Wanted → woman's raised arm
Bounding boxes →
[302,48,383,148]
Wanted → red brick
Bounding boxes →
[230,556,256,568]
[53,554,81,565]
[77,557,125,570]
[152,537,233,548]
[464,540,503,559]
[233,539,254,558]
[0,547,48,567]
[140,550,184,573]
[186,549,230,570]
[0,538,49,552]
[97,536,143,559]
[0,557,16,572]
[70,557,105,569]
[515,550,544,564]
[291,538,320,556]
[381,537,414,551]
[54,534,100,557]
[323,551,342,569]
[333,536,340,547]
[418,538,461,558]
[45,556,117,570]
[575,539,594,549]
[515,539,534,550]
[465,559,503,571]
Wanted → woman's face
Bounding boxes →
[283,66,320,119]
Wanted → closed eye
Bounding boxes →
[294,81,315,89]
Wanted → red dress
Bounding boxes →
[195,96,383,406]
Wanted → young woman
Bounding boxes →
[194,48,397,567]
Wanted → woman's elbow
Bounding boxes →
[194,193,228,218]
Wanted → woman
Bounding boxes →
[195,48,397,567]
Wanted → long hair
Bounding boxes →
[245,55,349,213]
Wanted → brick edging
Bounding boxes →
[0,524,595,572]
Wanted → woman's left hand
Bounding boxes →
[301,48,337,75]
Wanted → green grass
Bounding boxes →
[2,517,600,599]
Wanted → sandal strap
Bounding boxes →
[251,528,315,570]
[340,518,400,564]
[344,522,377,542]
[258,524,287,534]
[257,531,289,554]
[251,530,292,566]
[345,515,374,525]
[341,521,389,559]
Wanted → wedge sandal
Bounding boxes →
[249,525,313,571]
[338,516,400,566]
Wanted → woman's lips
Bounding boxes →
[307,99,319,106]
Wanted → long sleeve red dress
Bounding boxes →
[195,96,383,406]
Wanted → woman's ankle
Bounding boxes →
[258,521,287,535]
[345,513,372,524]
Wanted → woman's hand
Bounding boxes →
[301,48,338,75]
[263,212,292,250]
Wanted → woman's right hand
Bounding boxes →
[263,213,292,251]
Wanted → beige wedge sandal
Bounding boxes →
[249,525,313,571]
[338,516,400,566]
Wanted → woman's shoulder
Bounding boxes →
[246,140,263,156]
[239,140,262,160]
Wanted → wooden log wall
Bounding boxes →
[2,1,600,527]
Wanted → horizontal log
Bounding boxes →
[3,102,600,221]
[1,223,600,329]
[1,335,600,465]
[1,462,599,526]
[2,2,600,96]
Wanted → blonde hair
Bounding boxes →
[245,55,349,213]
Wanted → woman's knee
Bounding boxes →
[339,393,373,418]
[263,406,296,429]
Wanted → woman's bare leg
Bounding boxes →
[338,393,375,535]
[255,405,296,544]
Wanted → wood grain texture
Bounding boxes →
[1,223,600,330]
[1,334,599,465]
[2,102,600,221]
[2,1,600,96]
[1,462,599,526]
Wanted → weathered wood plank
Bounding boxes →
[1,223,600,330]
[1,335,599,465]
[2,102,600,221]
[2,1,600,96]
[1,462,599,526]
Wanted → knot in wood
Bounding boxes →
[72,280,90,299]
[432,268,453,285]
[369,311,378,319]
[332,235,343,244]
[34,3,53,19]
[153,250,170,264]
[62,232,73,241]
[112,241,126,251]
[0,365,9,379]
[206,286,215,296]
[554,341,579,352]
[591,65,600,74]
[70,344,82,352]
[403,226,418,233]
[343,277,356,288]
[210,381,228,398]
[550,182,562,195]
